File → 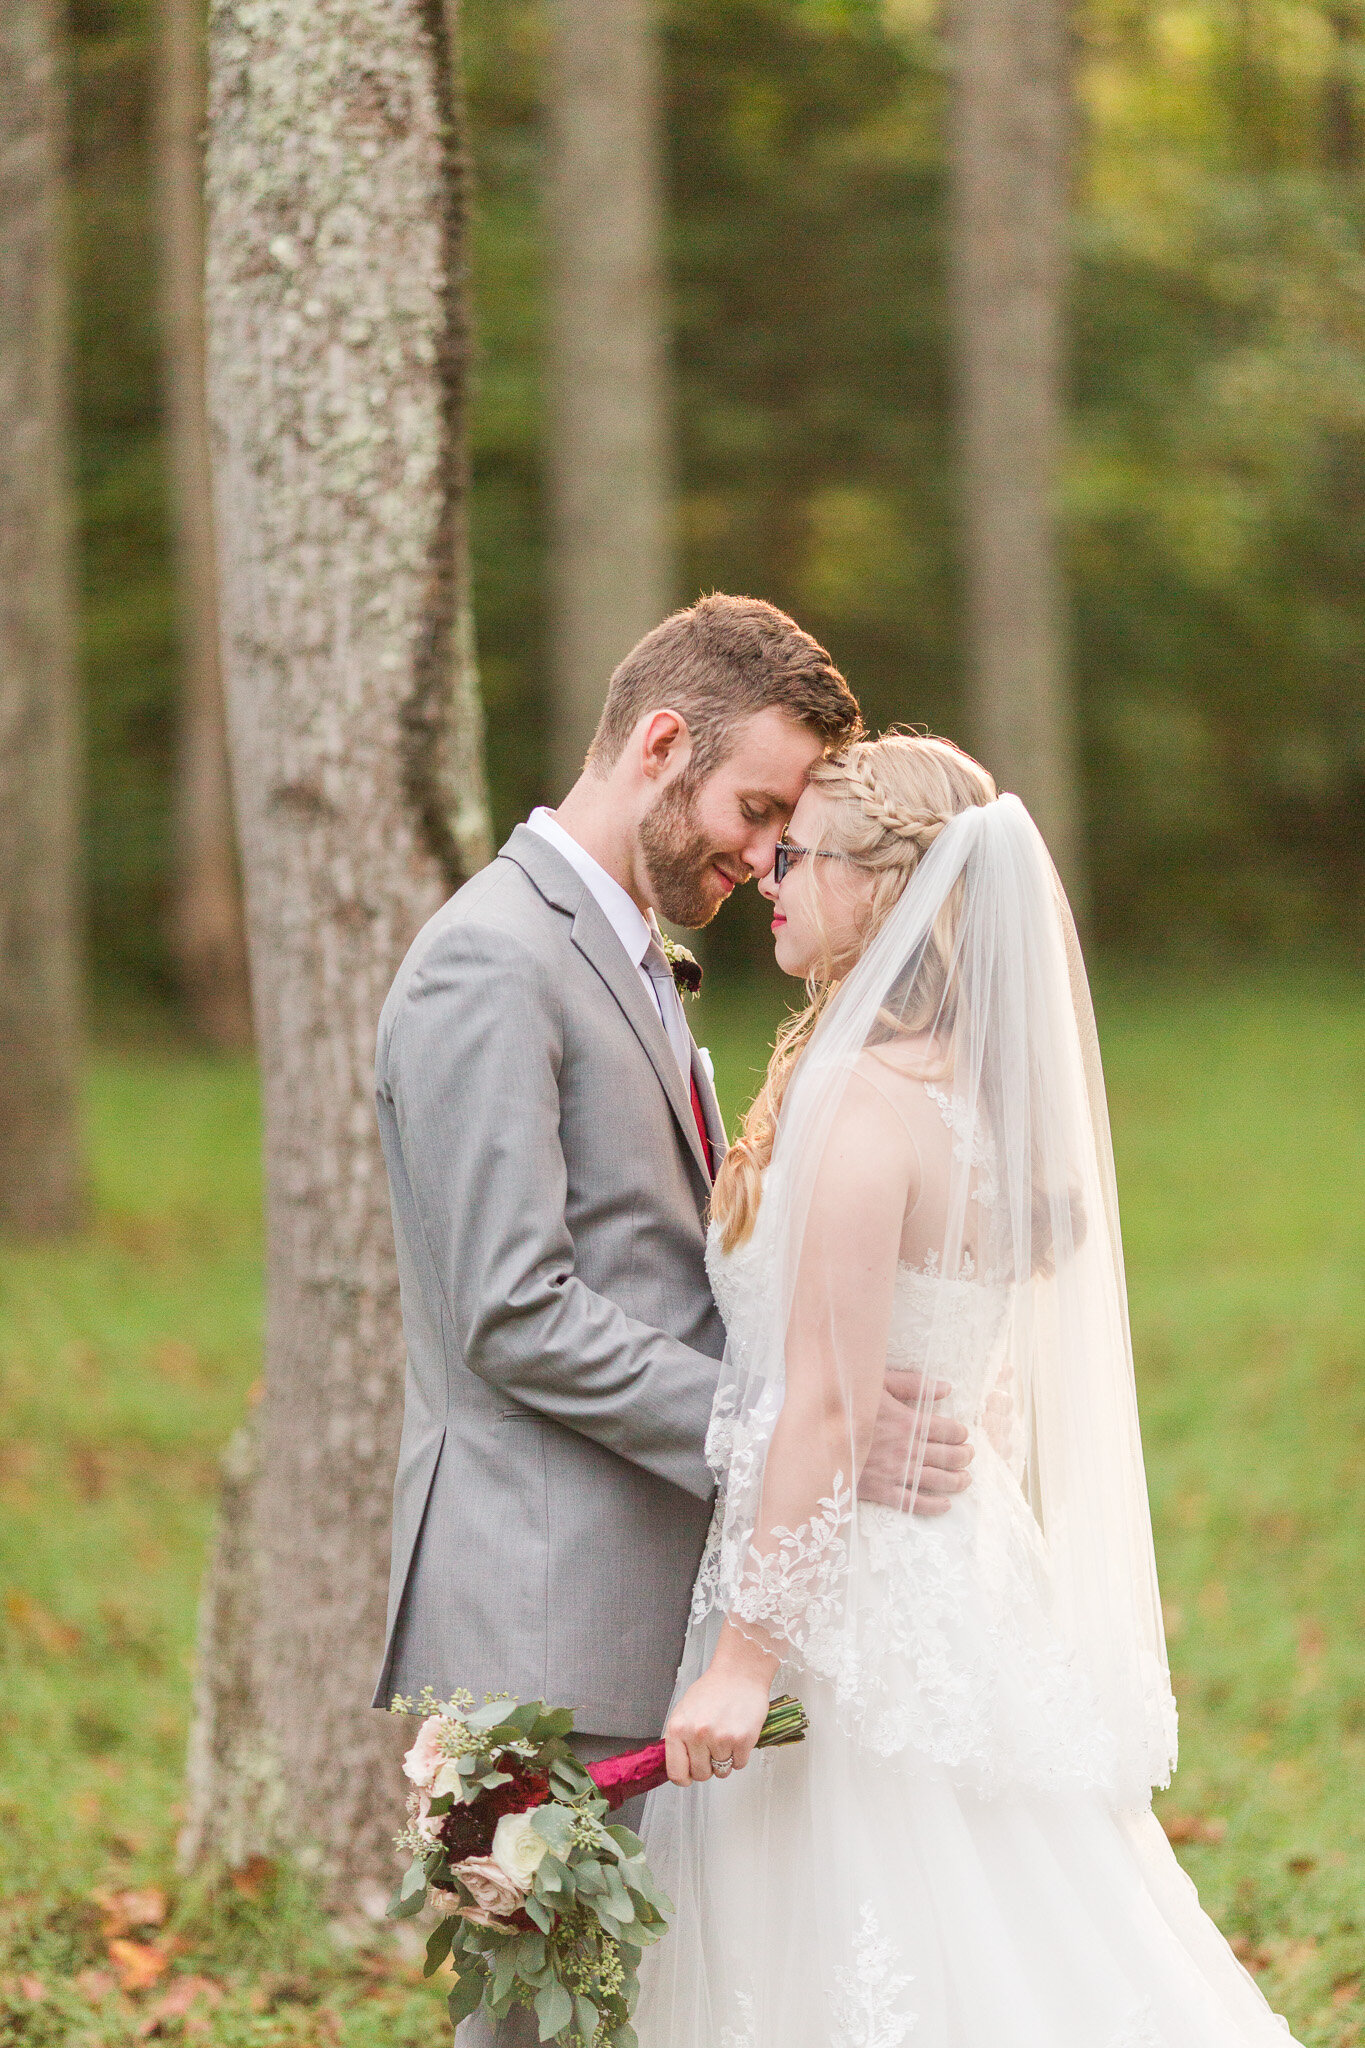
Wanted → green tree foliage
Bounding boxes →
[1072,2,1365,946]
[72,0,177,998]
[70,0,1365,1000]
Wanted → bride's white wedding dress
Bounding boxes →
[635,1085,1300,2048]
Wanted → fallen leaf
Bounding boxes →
[108,1939,170,1994]
[18,1976,46,2002]
[150,1340,199,1385]
[93,1885,169,1938]
[70,1444,108,1502]
[3,1589,81,1655]
[1333,1979,1361,2010]
[1286,1855,1316,1877]
[1161,1812,1227,1846]
[137,1975,224,2038]
[1274,1937,1320,1981]
[74,1966,119,2002]
[229,1854,275,1900]
[1230,1934,1270,1973]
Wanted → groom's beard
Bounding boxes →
[640,776,739,929]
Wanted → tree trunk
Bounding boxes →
[154,0,253,1052]
[188,0,491,1894]
[0,0,83,1234]
[947,0,1084,904]
[546,0,673,792]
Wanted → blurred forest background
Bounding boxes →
[76,0,1365,1006]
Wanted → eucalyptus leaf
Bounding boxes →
[389,1872,429,1920]
[503,1700,544,1735]
[535,1980,574,2041]
[490,1940,520,2006]
[574,1993,600,2045]
[525,1892,554,1934]
[423,1917,455,1977]
[465,1699,523,1733]
[531,1805,576,1853]
[517,1931,547,1973]
[447,1964,487,2026]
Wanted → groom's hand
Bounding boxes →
[859,1370,973,1517]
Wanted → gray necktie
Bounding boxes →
[642,938,693,1083]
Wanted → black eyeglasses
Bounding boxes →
[773,839,849,885]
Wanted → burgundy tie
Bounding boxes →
[690,1069,713,1181]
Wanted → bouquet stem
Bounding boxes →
[586,1694,809,1809]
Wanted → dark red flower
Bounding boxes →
[435,1763,552,1866]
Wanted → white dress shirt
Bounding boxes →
[525,808,694,1082]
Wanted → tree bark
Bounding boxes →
[0,0,83,1234]
[154,0,253,1052]
[546,0,673,792]
[189,0,491,1892]
[947,0,1084,904]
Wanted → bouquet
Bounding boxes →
[388,1688,808,2045]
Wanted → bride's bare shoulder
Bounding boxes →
[856,1029,950,1095]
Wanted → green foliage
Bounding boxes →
[1071,3,1365,948]
[70,0,1365,1004]
[71,0,179,1002]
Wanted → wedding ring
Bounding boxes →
[711,1756,734,1778]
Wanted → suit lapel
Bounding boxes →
[498,827,713,1189]
[569,895,713,1187]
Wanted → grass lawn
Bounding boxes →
[1,968,1363,2044]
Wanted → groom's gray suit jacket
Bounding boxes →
[371,824,726,1736]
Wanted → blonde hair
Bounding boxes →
[710,732,996,1251]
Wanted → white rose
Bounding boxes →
[430,1759,463,1800]
[490,1811,550,1889]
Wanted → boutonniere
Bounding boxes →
[660,933,702,998]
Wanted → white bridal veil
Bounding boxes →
[696,794,1177,1805]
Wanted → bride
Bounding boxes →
[635,733,1299,2047]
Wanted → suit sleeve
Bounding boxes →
[382,918,719,1502]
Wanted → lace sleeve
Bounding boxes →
[718,1073,918,1657]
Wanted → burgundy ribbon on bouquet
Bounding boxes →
[586,1742,671,1810]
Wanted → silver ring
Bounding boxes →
[711,1756,734,1778]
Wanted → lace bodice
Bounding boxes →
[697,1083,1118,1796]
[706,1082,1010,1429]
[707,1230,1008,1430]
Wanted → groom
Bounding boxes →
[372,597,972,2022]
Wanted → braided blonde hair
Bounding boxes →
[710,732,996,1251]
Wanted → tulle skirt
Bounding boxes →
[635,1661,1299,2048]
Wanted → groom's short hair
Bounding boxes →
[586,593,861,779]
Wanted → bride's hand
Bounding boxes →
[665,1626,780,1787]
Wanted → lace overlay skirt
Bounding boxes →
[640,1470,1298,2048]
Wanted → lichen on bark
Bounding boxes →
[190,0,489,1892]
